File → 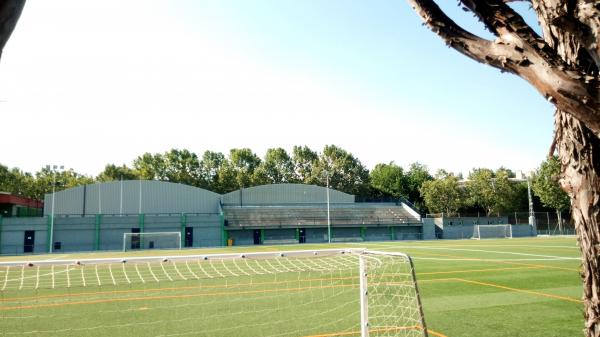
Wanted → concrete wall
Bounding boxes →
[331,227,362,242]
[512,224,535,237]
[422,219,436,240]
[0,217,47,255]
[364,227,390,241]
[305,228,328,243]
[441,223,534,239]
[1,213,222,254]
[228,229,254,246]
[222,184,355,206]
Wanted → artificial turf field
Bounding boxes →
[0,236,583,337]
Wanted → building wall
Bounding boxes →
[222,184,355,206]
[364,227,390,241]
[44,181,221,215]
[421,219,436,240]
[227,229,254,246]
[0,217,48,255]
[1,213,222,254]
[305,228,328,243]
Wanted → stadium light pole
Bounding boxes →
[326,172,331,244]
[526,171,537,231]
[47,164,64,253]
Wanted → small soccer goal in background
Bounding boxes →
[0,249,428,337]
[472,224,513,239]
[122,231,182,251]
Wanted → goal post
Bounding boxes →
[0,249,428,337]
[359,250,429,337]
[472,224,513,239]
[122,231,181,251]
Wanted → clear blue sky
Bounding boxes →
[0,0,553,177]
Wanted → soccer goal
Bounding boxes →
[473,224,512,239]
[0,249,428,337]
[122,231,181,251]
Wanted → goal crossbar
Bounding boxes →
[122,231,182,251]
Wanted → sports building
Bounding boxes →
[0,181,431,254]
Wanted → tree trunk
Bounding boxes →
[555,110,600,337]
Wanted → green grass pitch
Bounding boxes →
[0,236,583,337]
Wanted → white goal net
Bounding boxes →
[0,249,428,337]
[473,224,512,239]
[122,231,181,251]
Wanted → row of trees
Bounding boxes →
[420,159,569,218]
[0,145,567,216]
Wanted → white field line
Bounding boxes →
[412,257,580,261]
[66,264,70,288]
[360,243,580,260]
[41,254,69,261]
[35,265,40,289]
[19,265,24,290]
[3,266,11,290]
[81,266,86,287]
[51,265,55,289]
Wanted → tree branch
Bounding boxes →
[407,0,600,136]
[406,0,530,72]
[0,0,26,62]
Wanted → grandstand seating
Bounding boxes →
[223,203,420,228]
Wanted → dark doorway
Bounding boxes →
[185,227,193,247]
[299,228,306,243]
[253,229,261,245]
[131,228,141,249]
[24,230,35,253]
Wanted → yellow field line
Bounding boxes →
[494,260,579,273]
[302,325,448,337]
[452,278,582,304]
[415,251,579,273]
[417,277,581,304]
[0,283,358,311]
[419,266,542,276]
[0,276,359,304]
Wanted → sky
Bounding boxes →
[0,0,554,178]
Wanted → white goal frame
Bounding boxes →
[1,248,428,337]
[359,250,428,337]
[473,224,512,240]
[122,231,182,251]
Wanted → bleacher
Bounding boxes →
[223,203,420,228]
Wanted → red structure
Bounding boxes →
[0,193,43,217]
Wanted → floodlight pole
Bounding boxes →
[526,173,536,231]
[48,165,64,253]
[326,173,331,244]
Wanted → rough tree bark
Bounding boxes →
[0,0,26,62]
[406,0,600,335]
